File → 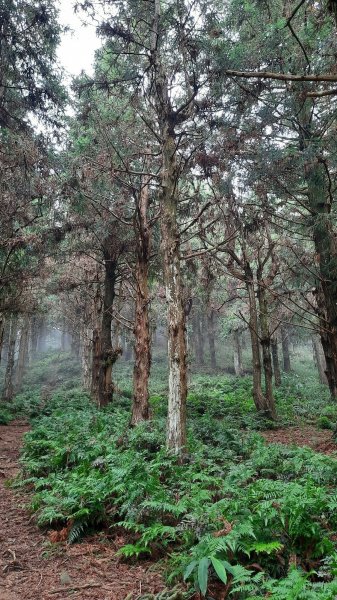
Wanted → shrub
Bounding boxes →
[317,415,334,430]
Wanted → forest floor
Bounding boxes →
[0,421,164,600]
[1,419,337,600]
[261,424,337,455]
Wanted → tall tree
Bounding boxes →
[79,0,214,454]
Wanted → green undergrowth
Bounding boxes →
[0,406,12,424]
[187,370,333,430]
[14,360,337,599]
[0,351,81,423]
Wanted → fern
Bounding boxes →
[117,543,151,558]
[17,366,337,599]
[246,540,283,555]
[68,519,88,544]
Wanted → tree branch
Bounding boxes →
[285,0,307,26]
[224,69,337,82]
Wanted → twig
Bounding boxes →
[285,0,307,26]
[307,87,337,97]
[3,549,16,561]
[49,582,101,594]
[224,69,337,82]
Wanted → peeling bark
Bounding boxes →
[245,260,276,420]
[257,271,276,420]
[161,134,187,452]
[81,326,92,391]
[131,167,151,426]
[245,265,265,413]
[299,99,337,397]
[152,0,187,455]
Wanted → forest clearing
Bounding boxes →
[2,1,337,598]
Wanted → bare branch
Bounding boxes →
[285,0,307,26]
[224,69,337,82]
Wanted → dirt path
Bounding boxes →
[261,425,337,455]
[0,422,163,600]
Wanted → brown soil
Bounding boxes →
[260,425,337,455]
[0,422,163,600]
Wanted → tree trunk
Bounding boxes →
[2,314,18,402]
[271,337,282,387]
[319,323,337,395]
[257,264,276,419]
[312,335,328,386]
[317,291,337,397]
[233,330,243,377]
[111,280,123,352]
[152,0,187,455]
[0,316,4,364]
[132,265,151,424]
[310,163,337,395]
[131,168,151,426]
[71,330,80,358]
[160,131,187,454]
[299,99,337,396]
[245,267,265,413]
[91,286,103,405]
[208,309,217,370]
[1,320,10,366]
[311,277,337,397]
[16,316,29,391]
[30,315,38,360]
[281,326,291,373]
[192,307,204,366]
[82,326,92,391]
[61,328,67,352]
[260,335,275,416]
[124,337,133,361]
[99,246,120,407]
[37,316,47,353]
[257,281,276,420]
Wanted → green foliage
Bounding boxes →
[20,351,81,389]
[10,389,42,419]
[0,406,12,424]
[241,567,337,599]
[14,357,337,598]
[317,415,334,430]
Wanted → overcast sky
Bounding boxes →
[57,0,101,78]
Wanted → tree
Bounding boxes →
[77,0,215,454]
[0,0,66,401]
[219,0,337,396]
[0,0,65,129]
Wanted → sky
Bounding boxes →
[57,0,101,78]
